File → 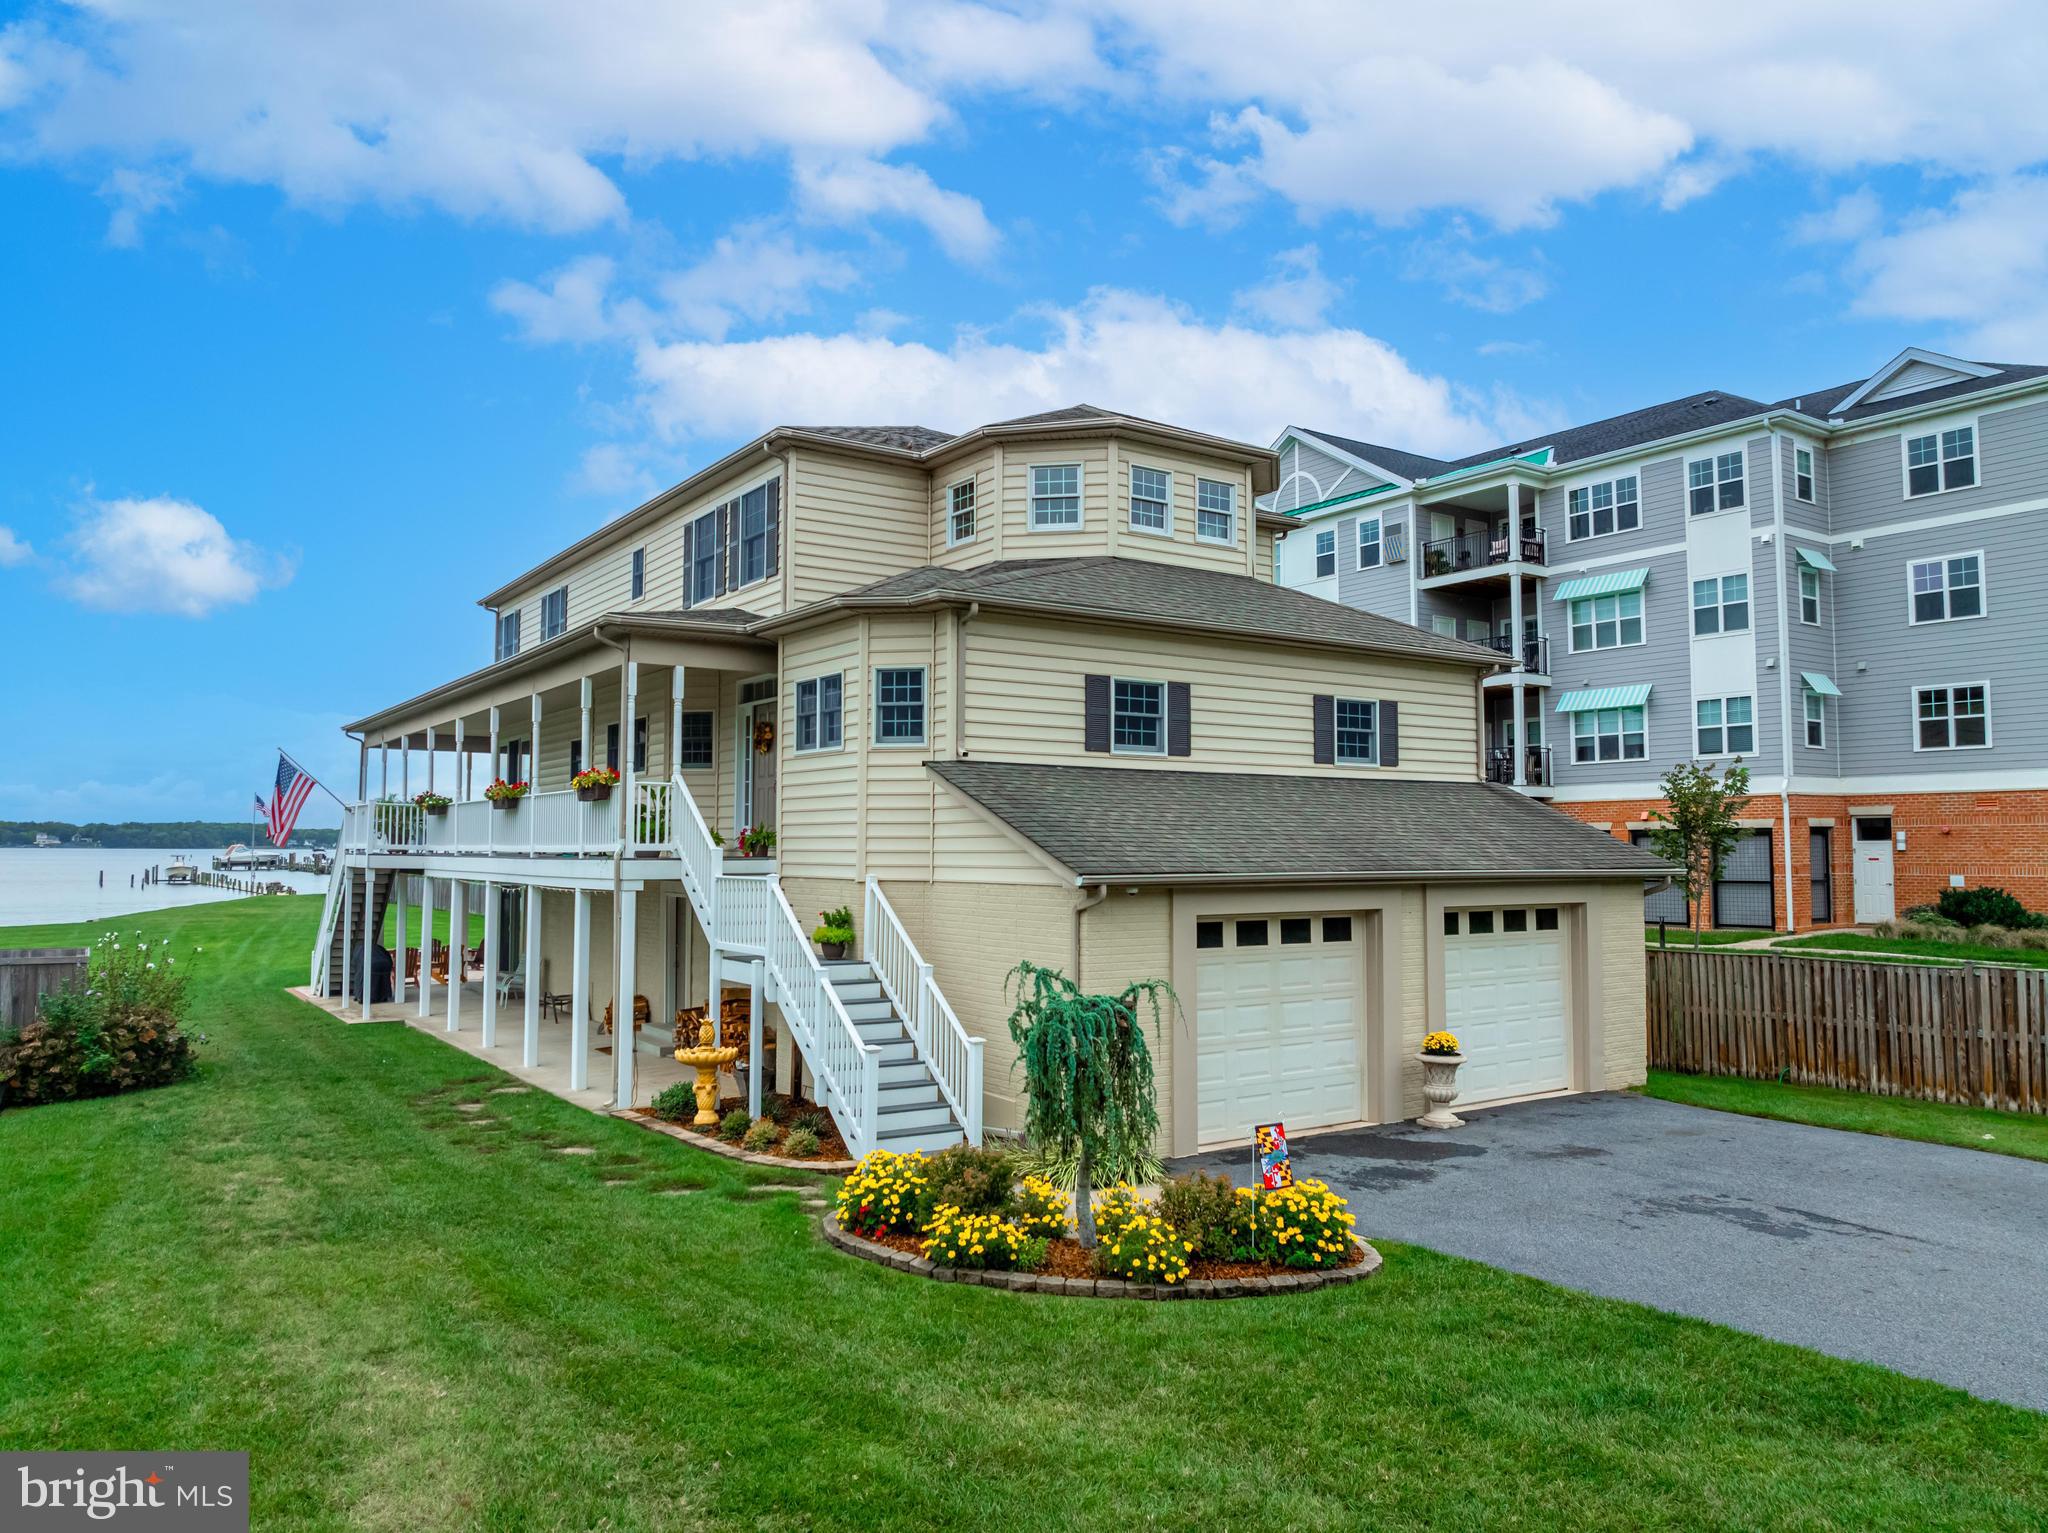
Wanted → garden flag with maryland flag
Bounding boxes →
[267,753,318,847]
[1255,1123,1292,1189]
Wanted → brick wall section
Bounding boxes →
[1557,790,2048,929]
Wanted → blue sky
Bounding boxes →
[4,1,2047,825]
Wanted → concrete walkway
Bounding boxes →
[1170,1093,2048,1410]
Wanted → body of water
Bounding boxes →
[0,848,332,928]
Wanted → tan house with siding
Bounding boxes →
[318,405,1661,1159]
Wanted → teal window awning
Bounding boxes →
[1552,567,1649,603]
[1802,672,1842,697]
[1556,684,1652,714]
[1796,546,1837,573]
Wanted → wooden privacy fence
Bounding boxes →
[1648,948,2047,1114]
[0,948,89,1031]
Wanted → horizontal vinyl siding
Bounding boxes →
[928,448,998,571]
[1784,543,1843,777]
[1537,451,1685,565]
[788,447,930,606]
[1779,435,1830,533]
[1548,547,1692,787]
[1276,437,1385,513]
[862,613,945,882]
[960,613,1481,780]
[1002,439,1112,558]
[1335,509,1412,616]
[1829,396,2048,533]
[779,621,863,878]
[1111,445,1257,575]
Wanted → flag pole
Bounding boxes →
[278,747,351,810]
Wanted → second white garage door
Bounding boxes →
[1443,905,1569,1106]
[1194,914,1362,1147]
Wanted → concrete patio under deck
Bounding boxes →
[290,979,700,1115]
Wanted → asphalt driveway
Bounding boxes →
[1170,1092,2048,1410]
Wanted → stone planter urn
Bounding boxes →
[1417,1051,1466,1129]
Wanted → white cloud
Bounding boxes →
[1837,175,2048,355]
[623,287,1536,456]
[572,442,663,501]
[1405,223,1548,313]
[793,157,999,262]
[97,164,181,247]
[490,254,626,344]
[1232,244,1340,329]
[0,525,30,565]
[58,495,293,617]
[1792,187,1883,246]
[1476,339,1542,357]
[659,226,861,339]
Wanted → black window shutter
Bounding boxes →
[1380,700,1400,768]
[715,501,731,596]
[1167,682,1191,757]
[1084,674,1111,753]
[1312,695,1335,765]
[765,479,782,579]
[681,519,695,609]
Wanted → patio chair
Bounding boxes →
[496,964,525,1007]
[539,959,571,1021]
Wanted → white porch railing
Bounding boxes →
[341,790,619,858]
[310,859,347,993]
[865,877,985,1145]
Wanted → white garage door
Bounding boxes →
[1194,914,1362,1147]
[1443,905,1568,1106]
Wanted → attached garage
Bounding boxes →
[1442,905,1569,1105]
[1192,913,1362,1146]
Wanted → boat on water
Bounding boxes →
[32,833,62,848]
[164,856,198,885]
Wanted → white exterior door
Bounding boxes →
[1194,914,1362,1148]
[1443,906,1568,1106]
[1853,817,1895,924]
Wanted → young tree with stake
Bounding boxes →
[1647,760,1752,947]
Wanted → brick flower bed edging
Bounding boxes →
[822,1213,1382,1298]
[614,1109,856,1174]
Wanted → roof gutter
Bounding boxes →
[1047,867,1664,888]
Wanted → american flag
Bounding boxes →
[253,794,267,835]
[267,754,318,846]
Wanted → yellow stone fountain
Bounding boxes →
[673,1019,740,1128]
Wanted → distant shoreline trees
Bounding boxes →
[0,821,339,850]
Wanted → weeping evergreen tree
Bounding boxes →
[1004,960,1175,1248]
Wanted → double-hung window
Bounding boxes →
[1569,590,1644,651]
[1129,466,1170,533]
[1030,464,1081,529]
[794,674,843,752]
[1794,445,1816,502]
[1356,517,1382,569]
[1692,573,1750,636]
[630,546,646,600]
[1687,450,1745,515]
[738,485,770,586]
[1804,692,1826,749]
[1572,707,1645,763]
[1799,567,1822,625]
[1567,475,1639,540]
[1333,698,1377,765]
[873,667,927,746]
[947,480,976,545]
[1906,426,1976,497]
[540,586,568,641]
[1696,696,1755,757]
[1111,679,1165,754]
[1917,684,1989,750]
[1909,553,1983,624]
[688,509,719,604]
[495,610,520,662]
[676,711,714,769]
[1313,528,1336,578]
[1196,478,1235,542]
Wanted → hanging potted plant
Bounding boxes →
[484,778,529,811]
[572,764,620,803]
[1417,1030,1466,1129]
[412,790,452,817]
[812,905,854,961]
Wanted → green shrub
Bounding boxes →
[920,1205,1032,1270]
[650,1083,696,1123]
[1014,1174,1069,1239]
[1089,1183,1147,1240]
[918,1143,1017,1220]
[793,1109,831,1137]
[1967,925,2020,950]
[2,935,199,1107]
[1159,1171,1255,1261]
[2017,930,2048,952]
[742,1117,782,1153]
[1092,1206,1190,1285]
[1937,886,2044,930]
[782,1126,822,1158]
[718,1108,752,1142]
[1249,1180,1357,1270]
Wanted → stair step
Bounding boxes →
[820,960,875,984]
[873,1125,966,1156]
[828,979,885,1005]
[842,998,897,1024]
[877,1059,932,1087]
[855,1019,908,1045]
[878,1079,941,1108]
[872,1040,918,1066]
[875,1099,954,1132]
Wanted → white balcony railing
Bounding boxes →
[341,789,622,858]
[866,876,984,1144]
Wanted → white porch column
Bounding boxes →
[393,872,409,1002]
[670,665,686,769]
[747,958,765,1118]
[446,880,464,1032]
[488,705,501,786]
[359,865,375,1020]
[707,938,723,1044]
[480,880,499,1047]
[615,886,638,1108]
[417,876,436,1019]
[425,726,436,793]
[570,889,591,1091]
[452,720,466,799]
[622,658,639,799]
[579,677,593,776]
[522,884,542,1068]
[1509,544,1527,789]
[401,744,410,800]
[379,744,388,800]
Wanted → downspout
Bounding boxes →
[1769,430,1796,932]
[1073,881,1109,982]
[954,601,978,759]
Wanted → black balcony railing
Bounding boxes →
[1481,633,1550,674]
[1485,744,1553,787]
[1420,525,1547,577]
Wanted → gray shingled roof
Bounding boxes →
[930,761,1671,882]
[989,404,1120,428]
[1300,431,1453,483]
[1773,363,2048,422]
[796,425,957,452]
[793,556,1504,666]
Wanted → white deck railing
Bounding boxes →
[865,876,985,1144]
[341,790,620,858]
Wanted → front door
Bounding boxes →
[743,699,777,834]
[1853,817,1895,923]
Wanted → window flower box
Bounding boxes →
[485,779,529,809]
[412,792,451,817]
[572,766,620,803]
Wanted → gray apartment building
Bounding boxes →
[1267,348,2048,932]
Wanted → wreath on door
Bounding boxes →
[753,718,775,755]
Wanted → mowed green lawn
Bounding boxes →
[1644,1070,2048,1165]
[4,899,2045,1531]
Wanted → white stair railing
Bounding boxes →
[865,877,984,1144]
[758,882,882,1157]
[310,859,348,993]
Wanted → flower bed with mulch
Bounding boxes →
[624,1091,854,1172]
